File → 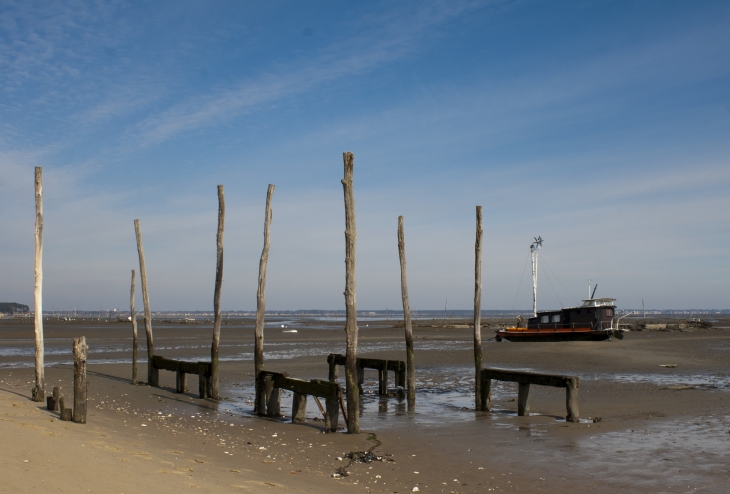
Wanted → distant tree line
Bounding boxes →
[0,302,29,314]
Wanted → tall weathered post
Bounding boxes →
[134,219,155,385]
[211,185,225,400]
[254,184,275,413]
[397,216,415,407]
[130,269,138,385]
[32,167,45,402]
[72,336,87,424]
[341,152,359,433]
[474,205,484,410]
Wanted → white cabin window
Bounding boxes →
[551,315,561,323]
[540,315,549,323]
[604,309,614,317]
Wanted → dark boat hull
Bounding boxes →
[495,329,614,342]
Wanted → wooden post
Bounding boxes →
[134,219,154,385]
[254,184,275,413]
[517,382,530,416]
[73,336,87,424]
[176,370,187,393]
[341,152,359,433]
[130,269,138,385]
[566,377,579,422]
[473,206,484,410]
[59,397,72,421]
[292,392,307,424]
[211,185,225,400]
[32,167,45,402]
[378,366,387,396]
[325,394,339,432]
[256,372,268,417]
[328,356,338,382]
[480,377,492,412]
[357,361,365,395]
[397,216,415,407]
[267,388,282,418]
[46,386,60,411]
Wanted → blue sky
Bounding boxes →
[1,0,729,311]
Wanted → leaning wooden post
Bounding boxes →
[341,152,360,434]
[397,216,415,407]
[73,336,87,424]
[130,269,138,385]
[210,185,225,400]
[254,184,275,413]
[32,167,45,402]
[134,219,154,385]
[474,205,484,411]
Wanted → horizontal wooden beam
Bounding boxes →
[327,353,405,372]
[258,371,339,400]
[481,367,579,388]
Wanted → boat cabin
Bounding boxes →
[527,298,616,331]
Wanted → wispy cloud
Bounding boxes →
[132,0,492,145]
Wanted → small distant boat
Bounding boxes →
[495,237,624,342]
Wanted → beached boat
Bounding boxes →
[495,237,624,342]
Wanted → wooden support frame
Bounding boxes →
[327,354,406,397]
[256,370,341,432]
[150,355,212,399]
[480,367,580,422]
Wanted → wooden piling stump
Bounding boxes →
[267,388,282,418]
[517,382,531,416]
[73,337,88,424]
[33,167,45,402]
[292,392,307,424]
[134,219,155,385]
[59,397,72,421]
[480,378,492,412]
[566,377,579,422]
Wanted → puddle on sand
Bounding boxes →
[219,366,545,429]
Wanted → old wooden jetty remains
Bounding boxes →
[150,356,212,398]
[479,367,580,422]
[327,353,406,397]
[256,370,342,432]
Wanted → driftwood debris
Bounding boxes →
[254,184,275,413]
[130,269,138,384]
[341,152,359,434]
[397,216,415,407]
[473,206,484,411]
[134,219,155,385]
[211,185,225,400]
[32,167,45,402]
[73,336,88,424]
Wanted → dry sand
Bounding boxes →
[1,318,729,493]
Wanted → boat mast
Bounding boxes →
[530,236,543,317]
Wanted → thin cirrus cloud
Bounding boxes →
[130,1,485,146]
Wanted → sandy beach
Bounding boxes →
[1,317,729,493]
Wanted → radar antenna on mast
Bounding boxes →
[530,236,543,316]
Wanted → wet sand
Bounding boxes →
[1,318,729,493]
